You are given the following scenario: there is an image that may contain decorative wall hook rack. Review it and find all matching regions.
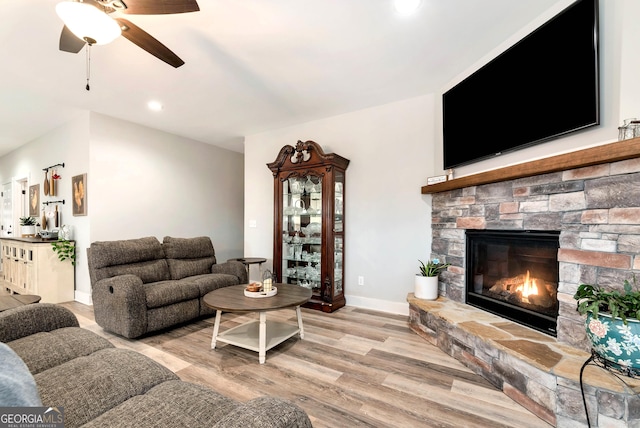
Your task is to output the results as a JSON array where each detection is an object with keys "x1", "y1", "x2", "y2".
[
  {"x1": 43, "y1": 200, "x2": 65, "y2": 205},
  {"x1": 43, "y1": 163, "x2": 65, "y2": 171}
]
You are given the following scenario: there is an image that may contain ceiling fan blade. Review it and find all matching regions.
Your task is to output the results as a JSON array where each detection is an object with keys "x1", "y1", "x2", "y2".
[
  {"x1": 59, "y1": 25, "x2": 86, "y2": 53},
  {"x1": 121, "y1": 0, "x2": 199, "y2": 15},
  {"x1": 116, "y1": 18, "x2": 185, "y2": 68}
]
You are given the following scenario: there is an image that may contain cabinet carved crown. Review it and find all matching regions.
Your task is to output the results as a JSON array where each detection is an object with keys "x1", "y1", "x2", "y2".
[{"x1": 267, "y1": 140, "x2": 349, "y2": 177}]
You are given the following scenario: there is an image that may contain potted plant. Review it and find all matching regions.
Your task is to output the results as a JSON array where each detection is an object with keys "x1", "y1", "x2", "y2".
[
  {"x1": 415, "y1": 258, "x2": 450, "y2": 300},
  {"x1": 19, "y1": 216, "x2": 37, "y2": 237},
  {"x1": 574, "y1": 276, "x2": 640, "y2": 373},
  {"x1": 51, "y1": 239, "x2": 76, "y2": 266}
]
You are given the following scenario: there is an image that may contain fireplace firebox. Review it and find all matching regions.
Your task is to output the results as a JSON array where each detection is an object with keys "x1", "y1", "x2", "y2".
[{"x1": 465, "y1": 230, "x2": 559, "y2": 336}]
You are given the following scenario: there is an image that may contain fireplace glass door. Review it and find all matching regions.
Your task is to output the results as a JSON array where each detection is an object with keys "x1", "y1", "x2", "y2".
[{"x1": 466, "y1": 230, "x2": 560, "y2": 336}]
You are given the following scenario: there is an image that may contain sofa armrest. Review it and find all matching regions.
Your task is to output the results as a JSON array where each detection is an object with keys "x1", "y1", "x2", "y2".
[
  {"x1": 211, "y1": 261, "x2": 248, "y2": 284},
  {"x1": 92, "y1": 274, "x2": 148, "y2": 339},
  {"x1": 213, "y1": 396, "x2": 312, "y2": 428},
  {"x1": 0, "y1": 303, "x2": 79, "y2": 343}
]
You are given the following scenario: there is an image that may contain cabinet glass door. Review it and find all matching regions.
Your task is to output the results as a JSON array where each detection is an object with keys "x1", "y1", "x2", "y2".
[
  {"x1": 282, "y1": 174, "x2": 322, "y2": 296},
  {"x1": 333, "y1": 171, "x2": 345, "y2": 296}
]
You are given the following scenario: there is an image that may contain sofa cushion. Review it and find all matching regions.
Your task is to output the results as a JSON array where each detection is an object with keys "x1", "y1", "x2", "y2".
[
  {"x1": 99, "y1": 260, "x2": 171, "y2": 284},
  {"x1": 89, "y1": 237, "x2": 170, "y2": 284},
  {"x1": 82, "y1": 380, "x2": 239, "y2": 428},
  {"x1": 35, "y1": 348, "x2": 178, "y2": 428},
  {"x1": 163, "y1": 236, "x2": 217, "y2": 280},
  {"x1": 144, "y1": 280, "x2": 200, "y2": 309},
  {"x1": 146, "y1": 300, "x2": 200, "y2": 333},
  {"x1": 180, "y1": 273, "x2": 240, "y2": 297},
  {"x1": 213, "y1": 396, "x2": 314, "y2": 428},
  {"x1": 8, "y1": 327, "x2": 113, "y2": 375}
]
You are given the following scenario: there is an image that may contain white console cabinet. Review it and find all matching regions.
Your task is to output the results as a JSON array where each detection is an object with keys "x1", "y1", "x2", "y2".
[{"x1": 1, "y1": 238, "x2": 74, "y2": 303}]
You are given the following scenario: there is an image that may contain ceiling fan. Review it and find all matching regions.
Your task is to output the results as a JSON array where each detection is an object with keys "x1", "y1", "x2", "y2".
[{"x1": 56, "y1": 0, "x2": 200, "y2": 68}]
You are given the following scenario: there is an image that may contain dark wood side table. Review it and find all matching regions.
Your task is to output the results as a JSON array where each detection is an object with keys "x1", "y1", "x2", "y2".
[
  {"x1": 227, "y1": 257, "x2": 267, "y2": 280},
  {"x1": 0, "y1": 294, "x2": 41, "y2": 312}
]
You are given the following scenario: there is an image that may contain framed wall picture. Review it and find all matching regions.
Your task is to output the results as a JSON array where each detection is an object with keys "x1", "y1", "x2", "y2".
[
  {"x1": 28, "y1": 184, "x2": 39, "y2": 217},
  {"x1": 72, "y1": 173, "x2": 87, "y2": 216}
]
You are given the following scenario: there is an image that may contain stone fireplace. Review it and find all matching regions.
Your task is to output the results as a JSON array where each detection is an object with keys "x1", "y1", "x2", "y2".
[
  {"x1": 428, "y1": 157, "x2": 640, "y2": 350},
  {"x1": 409, "y1": 139, "x2": 640, "y2": 426}
]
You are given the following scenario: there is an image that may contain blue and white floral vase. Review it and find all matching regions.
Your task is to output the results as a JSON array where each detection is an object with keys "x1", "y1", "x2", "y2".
[{"x1": 585, "y1": 311, "x2": 640, "y2": 371}]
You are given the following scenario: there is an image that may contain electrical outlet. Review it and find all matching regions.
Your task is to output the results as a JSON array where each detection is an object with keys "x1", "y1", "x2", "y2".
[{"x1": 358, "y1": 276, "x2": 364, "y2": 285}]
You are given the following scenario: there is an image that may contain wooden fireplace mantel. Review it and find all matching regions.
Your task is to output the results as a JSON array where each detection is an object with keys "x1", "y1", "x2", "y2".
[{"x1": 422, "y1": 137, "x2": 640, "y2": 194}]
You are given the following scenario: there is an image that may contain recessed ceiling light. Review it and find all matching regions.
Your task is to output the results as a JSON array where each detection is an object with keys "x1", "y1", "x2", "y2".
[
  {"x1": 147, "y1": 100, "x2": 163, "y2": 111},
  {"x1": 393, "y1": 0, "x2": 422, "y2": 15}
]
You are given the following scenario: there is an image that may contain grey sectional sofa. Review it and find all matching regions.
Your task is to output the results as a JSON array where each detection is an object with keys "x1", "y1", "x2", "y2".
[
  {"x1": 87, "y1": 236, "x2": 248, "y2": 338},
  {"x1": 0, "y1": 303, "x2": 312, "y2": 428}
]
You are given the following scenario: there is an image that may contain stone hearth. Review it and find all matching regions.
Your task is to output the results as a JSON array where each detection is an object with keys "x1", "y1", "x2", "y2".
[
  {"x1": 409, "y1": 295, "x2": 640, "y2": 426},
  {"x1": 413, "y1": 153, "x2": 640, "y2": 426}
]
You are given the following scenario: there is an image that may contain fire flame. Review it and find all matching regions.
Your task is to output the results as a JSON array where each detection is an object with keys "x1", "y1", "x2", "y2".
[{"x1": 516, "y1": 270, "x2": 538, "y2": 302}]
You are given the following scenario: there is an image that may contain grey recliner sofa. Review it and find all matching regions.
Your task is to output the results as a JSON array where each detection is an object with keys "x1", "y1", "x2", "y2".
[
  {"x1": 0, "y1": 303, "x2": 312, "y2": 428},
  {"x1": 87, "y1": 236, "x2": 248, "y2": 338}
]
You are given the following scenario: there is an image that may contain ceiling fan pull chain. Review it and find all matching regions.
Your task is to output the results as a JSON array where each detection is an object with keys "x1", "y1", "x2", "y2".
[{"x1": 85, "y1": 44, "x2": 91, "y2": 91}]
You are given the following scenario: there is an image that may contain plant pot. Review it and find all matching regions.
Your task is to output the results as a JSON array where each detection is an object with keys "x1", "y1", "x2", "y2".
[
  {"x1": 21, "y1": 225, "x2": 36, "y2": 237},
  {"x1": 585, "y1": 311, "x2": 640, "y2": 372},
  {"x1": 415, "y1": 275, "x2": 439, "y2": 300}
]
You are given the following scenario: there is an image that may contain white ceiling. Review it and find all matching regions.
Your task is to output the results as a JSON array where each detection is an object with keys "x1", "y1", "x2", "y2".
[{"x1": 0, "y1": 0, "x2": 562, "y2": 156}]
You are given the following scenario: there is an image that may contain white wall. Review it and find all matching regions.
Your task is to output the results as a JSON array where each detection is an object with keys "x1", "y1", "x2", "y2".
[
  {"x1": 245, "y1": 94, "x2": 435, "y2": 314},
  {"x1": 0, "y1": 113, "x2": 91, "y2": 301},
  {"x1": 88, "y1": 113, "x2": 244, "y2": 256},
  {"x1": 433, "y1": 0, "x2": 639, "y2": 178},
  {"x1": 0, "y1": 112, "x2": 245, "y2": 304},
  {"x1": 244, "y1": 0, "x2": 640, "y2": 316}
]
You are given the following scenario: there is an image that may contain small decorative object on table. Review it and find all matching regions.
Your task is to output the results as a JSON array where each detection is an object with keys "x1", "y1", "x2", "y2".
[
  {"x1": 244, "y1": 281, "x2": 278, "y2": 298},
  {"x1": 415, "y1": 258, "x2": 450, "y2": 300},
  {"x1": 262, "y1": 270, "x2": 273, "y2": 293},
  {"x1": 246, "y1": 282, "x2": 262, "y2": 292}
]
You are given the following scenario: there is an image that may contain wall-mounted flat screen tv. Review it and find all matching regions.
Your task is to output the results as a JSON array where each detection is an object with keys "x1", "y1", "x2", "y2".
[{"x1": 442, "y1": 0, "x2": 599, "y2": 169}]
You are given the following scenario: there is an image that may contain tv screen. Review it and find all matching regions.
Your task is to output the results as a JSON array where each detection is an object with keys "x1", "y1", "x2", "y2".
[{"x1": 442, "y1": 0, "x2": 599, "y2": 169}]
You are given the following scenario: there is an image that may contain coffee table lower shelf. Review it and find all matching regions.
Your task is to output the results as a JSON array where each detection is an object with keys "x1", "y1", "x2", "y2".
[{"x1": 211, "y1": 308, "x2": 304, "y2": 364}]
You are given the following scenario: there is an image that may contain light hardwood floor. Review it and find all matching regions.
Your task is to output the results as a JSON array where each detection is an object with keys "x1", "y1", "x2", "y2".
[{"x1": 61, "y1": 302, "x2": 551, "y2": 427}]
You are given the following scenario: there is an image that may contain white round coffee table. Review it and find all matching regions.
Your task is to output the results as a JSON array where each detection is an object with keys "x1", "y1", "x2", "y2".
[{"x1": 203, "y1": 283, "x2": 311, "y2": 364}]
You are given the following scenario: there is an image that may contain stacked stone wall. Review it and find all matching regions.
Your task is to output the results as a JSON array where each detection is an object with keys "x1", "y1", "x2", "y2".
[{"x1": 430, "y1": 158, "x2": 640, "y2": 350}]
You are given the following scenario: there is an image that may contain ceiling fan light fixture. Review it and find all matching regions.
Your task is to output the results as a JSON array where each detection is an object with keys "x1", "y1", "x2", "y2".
[{"x1": 56, "y1": 1, "x2": 122, "y2": 45}]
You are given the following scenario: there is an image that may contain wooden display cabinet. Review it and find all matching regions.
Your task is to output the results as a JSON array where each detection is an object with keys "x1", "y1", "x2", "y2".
[{"x1": 267, "y1": 140, "x2": 349, "y2": 312}]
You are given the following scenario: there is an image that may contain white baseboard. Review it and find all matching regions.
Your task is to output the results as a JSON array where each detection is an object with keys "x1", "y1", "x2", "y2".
[
  {"x1": 72, "y1": 291, "x2": 406, "y2": 314},
  {"x1": 344, "y1": 294, "x2": 409, "y2": 316},
  {"x1": 74, "y1": 290, "x2": 92, "y2": 305}
]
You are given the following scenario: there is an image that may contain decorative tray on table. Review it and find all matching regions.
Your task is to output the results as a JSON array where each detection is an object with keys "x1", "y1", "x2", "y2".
[{"x1": 244, "y1": 287, "x2": 277, "y2": 298}]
